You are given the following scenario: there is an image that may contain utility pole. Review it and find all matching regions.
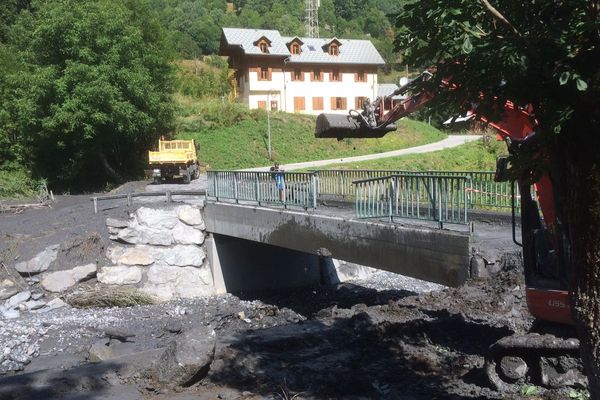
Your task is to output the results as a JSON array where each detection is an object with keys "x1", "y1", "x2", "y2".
[{"x1": 305, "y1": 0, "x2": 319, "y2": 38}]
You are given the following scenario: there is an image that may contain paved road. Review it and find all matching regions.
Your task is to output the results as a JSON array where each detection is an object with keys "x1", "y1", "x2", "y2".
[{"x1": 241, "y1": 134, "x2": 481, "y2": 172}]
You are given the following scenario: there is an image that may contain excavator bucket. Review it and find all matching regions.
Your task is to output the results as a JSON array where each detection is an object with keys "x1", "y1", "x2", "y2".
[{"x1": 315, "y1": 113, "x2": 396, "y2": 139}]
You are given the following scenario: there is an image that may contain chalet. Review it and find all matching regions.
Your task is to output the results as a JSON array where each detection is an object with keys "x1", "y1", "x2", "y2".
[{"x1": 219, "y1": 28, "x2": 385, "y2": 115}]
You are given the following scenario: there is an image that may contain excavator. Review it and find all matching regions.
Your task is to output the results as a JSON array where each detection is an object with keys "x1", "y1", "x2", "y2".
[{"x1": 315, "y1": 71, "x2": 586, "y2": 391}]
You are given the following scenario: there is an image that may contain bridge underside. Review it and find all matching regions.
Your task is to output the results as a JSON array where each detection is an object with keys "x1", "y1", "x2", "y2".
[{"x1": 204, "y1": 202, "x2": 471, "y2": 287}]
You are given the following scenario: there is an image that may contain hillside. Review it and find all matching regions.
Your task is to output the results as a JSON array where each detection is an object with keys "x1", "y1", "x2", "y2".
[{"x1": 175, "y1": 97, "x2": 447, "y2": 170}]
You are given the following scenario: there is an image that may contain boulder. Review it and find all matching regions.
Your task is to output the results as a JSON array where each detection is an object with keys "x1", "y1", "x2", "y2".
[
  {"x1": 143, "y1": 265, "x2": 214, "y2": 301},
  {"x1": 0, "y1": 279, "x2": 18, "y2": 301},
  {"x1": 177, "y1": 205, "x2": 205, "y2": 228},
  {"x1": 1, "y1": 309, "x2": 20, "y2": 319},
  {"x1": 106, "y1": 218, "x2": 129, "y2": 229},
  {"x1": 116, "y1": 247, "x2": 154, "y2": 266},
  {"x1": 153, "y1": 245, "x2": 206, "y2": 267},
  {"x1": 24, "y1": 300, "x2": 46, "y2": 310},
  {"x1": 4, "y1": 291, "x2": 31, "y2": 310},
  {"x1": 41, "y1": 264, "x2": 97, "y2": 293},
  {"x1": 117, "y1": 226, "x2": 174, "y2": 246},
  {"x1": 97, "y1": 266, "x2": 142, "y2": 285},
  {"x1": 172, "y1": 222, "x2": 204, "y2": 245},
  {"x1": 35, "y1": 297, "x2": 67, "y2": 313},
  {"x1": 155, "y1": 326, "x2": 216, "y2": 386},
  {"x1": 14, "y1": 245, "x2": 59, "y2": 275},
  {"x1": 135, "y1": 207, "x2": 178, "y2": 230}
]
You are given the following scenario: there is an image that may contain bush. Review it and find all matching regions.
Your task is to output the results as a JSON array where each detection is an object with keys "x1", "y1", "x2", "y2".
[{"x1": 0, "y1": 168, "x2": 45, "y2": 200}]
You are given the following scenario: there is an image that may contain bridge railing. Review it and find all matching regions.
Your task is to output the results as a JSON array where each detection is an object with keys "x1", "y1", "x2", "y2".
[
  {"x1": 353, "y1": 173, "x2": 471, "y2": 225},
  {"x1": 313, "y1": 169, "x2": 518, "y2": 210},
  {"x1": 207, "y1": 170, "x2": 318, "y2": 209}
]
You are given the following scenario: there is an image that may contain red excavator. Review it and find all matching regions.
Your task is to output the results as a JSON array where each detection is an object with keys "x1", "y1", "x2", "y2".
[{"x1": 315, "y1": 71, "x2": 585, "y2": 391}]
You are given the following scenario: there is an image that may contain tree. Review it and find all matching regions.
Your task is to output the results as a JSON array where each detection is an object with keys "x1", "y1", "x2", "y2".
[
  {"x1": 1, "y1": 0, "x2": 175, "y2": 191},
  {"x1": 393, "y1": 0, "x2": 600, "y2": 395}
]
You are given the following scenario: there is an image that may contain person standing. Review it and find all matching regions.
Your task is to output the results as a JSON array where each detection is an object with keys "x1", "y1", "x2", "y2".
[{"x1": 270, "y1": 162, "x2": 285, "y2": 202}]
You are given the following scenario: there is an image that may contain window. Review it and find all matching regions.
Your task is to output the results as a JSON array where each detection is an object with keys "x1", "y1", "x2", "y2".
[
  {"x1": 259, "y1": 67, "x2": 270, "y2": 81},
  {"x1": 270, "y1": 100, "x2": 278, "y2": 111},
  {"x1": 330, "y1": 69, "x2": 341, "y2": 82},
  {"x1": 355, "y1": 70, "x2": 367, "y2": 82},
  {"x1": 312, "y1": 67, "x2": 322, "y2": 81},
  {"x1": 291, "y1": 43, "x2": 301, "y2": 55},
  {"x1": 259, "y1": 41, "x2": 269, "y2": 53},
  {"x1": 328, "y1": 44, "x2": 339, "y2": 56},
  {"x1": 293, "y1": 97, "x2": 305, "y2": 112},
  {"x1": 257, "y1": 101, "x2": 267, "y2": 109},
  {"x1": 355, "y1": 97, "x2": 368, "y2": 109},
  {"x1": 331, "y1": 97, "x2": 347, "y2": 110},
  {"x1": 312, "y1": 97, "x2": 324, "y2": 111},
  {"x1": 292, "y1": 68, "x2": 304, "y2": 81}
]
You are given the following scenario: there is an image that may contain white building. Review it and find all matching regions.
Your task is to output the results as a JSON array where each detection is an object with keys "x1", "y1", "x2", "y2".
[{"x1": 219, "y1": 28, "x2": 385, "y2": 115}]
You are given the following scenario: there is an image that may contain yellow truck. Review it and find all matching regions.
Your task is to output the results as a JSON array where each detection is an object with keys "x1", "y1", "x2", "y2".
[{"x1": 148, "y1": 139, "x2": 199, "y2": 184}]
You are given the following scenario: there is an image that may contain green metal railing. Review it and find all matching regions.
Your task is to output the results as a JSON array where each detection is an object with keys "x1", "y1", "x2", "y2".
[
  {"x1": 313, "y1": 169, "x2": 518, "y2": 210},
  {"x1": 207, "y1": 170, "x2": 318, "y2": 209},
  {"x1": 353, "y1": 173, "x2": 471, "y2": 225}
]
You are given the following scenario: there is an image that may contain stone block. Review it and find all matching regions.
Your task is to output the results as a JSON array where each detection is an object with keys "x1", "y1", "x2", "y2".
[
  {"x1": 41, "y1": 263, "x2": 97, "y2": 293},
  {"x1": 97, "y1": 266, "x2": 142, "y2": 285},
  {"x1": 14, "y1": 245, "x2": 59, "y2": 275}
]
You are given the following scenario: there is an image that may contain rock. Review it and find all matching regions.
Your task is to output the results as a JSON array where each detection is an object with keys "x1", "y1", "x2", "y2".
[
  {"x1": 172, "y1": 223, "x2": 204, "y2": 245},
  {"x1": 177, "y1": 205, "x2": 205, "y2": 228},
  {"x1": 97, "y1": 266, "x2": 142, "y2": 285},
  {"x1": 0, "y1": 279, "x2": 18, "y2": 301},
  {"x1": 41, "y1": 264, "x2": 97, "y2": 293},
  {"x1": 106, "y1": 218, "x2": 129, "y2": 229},
  {"x1": 135, "y1": 207, "x2": 178, "y2": 230},
  {"x1": 88, "y1": 339, "x2": 136, "y2": 362},
  {"x1": 4, "y1": 290, "x2": 31, "y2": 309},
  {"x1": 143, "y1": 265, "x2": 214, "y2": 302},
  {"x1": 154, "y1": 245, "x2": 206, "y2": 267},
  {"x1": 1, "y1": 308, "x2": 20, "y2": 319},
  {"x1": 35, "y1": 297, "x2": 67, "y2": 313},
  {"x1": 14, "y1": 245, "x2": 59, "y2": 275},
  {"x1": 117, "y1": 226, "x2": 174, "y2": 246},
  {"x1": 31, "y1": 293, "x2": 44, "y2": 300},
  {"x1": 116, "y1": 247, "x2": 154, "y2": 266},
  {"x1": 155, "y1": 326, "x2": 216, "y2": 386},
  {"x1": 24, "y1": 300, "x2": 46, "y2": 310}
]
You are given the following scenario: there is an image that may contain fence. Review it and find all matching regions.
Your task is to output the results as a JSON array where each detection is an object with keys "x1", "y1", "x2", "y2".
[
  {"x1": 207, "y1": 170, "x2": 318, "y2": 209},
  {"x1": 90, "y1": 190, "x2": 206, "y2": 214},
  {"x1": 314, "y1": 169, "x2": 518, "y2": 210},
  {"x1": 353, "y1": 173, "x2": 471, "y2": 225}
]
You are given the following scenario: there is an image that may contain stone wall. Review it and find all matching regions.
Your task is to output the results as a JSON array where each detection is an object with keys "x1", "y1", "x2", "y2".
[{"x1": 103, "y1": 205, "x2": 215, "y2": 301}]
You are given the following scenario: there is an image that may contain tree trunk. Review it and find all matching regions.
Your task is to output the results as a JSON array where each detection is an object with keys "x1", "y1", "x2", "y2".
[
  {"x1": 558, "y1": 126, "x2": 600, "y2": 398},
  {"x1": 99, "y1": 152, "x2": 122, "y2": 182}
]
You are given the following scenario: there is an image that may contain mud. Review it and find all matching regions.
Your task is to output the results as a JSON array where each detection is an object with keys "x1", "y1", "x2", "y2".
[{"x1": 0, "y1": 192, "x2": 577, "y2": 399}]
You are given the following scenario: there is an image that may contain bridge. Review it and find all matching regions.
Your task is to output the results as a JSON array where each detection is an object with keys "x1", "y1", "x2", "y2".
[
  {"x1": 201, "y1": 169, "x2": 520, "y2": 290},
  {"x1": 91, "y1": 169, "x2": 520, "y2": 292}
]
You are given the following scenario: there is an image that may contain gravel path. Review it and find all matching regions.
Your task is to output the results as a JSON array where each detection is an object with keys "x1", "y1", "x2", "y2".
[{"x1": 242, "y1": 134, "x2": 481, "y2": 172}]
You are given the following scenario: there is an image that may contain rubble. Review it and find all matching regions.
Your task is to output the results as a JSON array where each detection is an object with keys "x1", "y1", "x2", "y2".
[{"x1": 14, "y1": 245, "x2": 59, "y2": 275}]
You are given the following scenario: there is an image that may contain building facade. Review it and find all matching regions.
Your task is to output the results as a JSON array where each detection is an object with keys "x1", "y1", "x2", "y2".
[{"x1": 219, "y1": 28, "x2": 385, "y2": 115}]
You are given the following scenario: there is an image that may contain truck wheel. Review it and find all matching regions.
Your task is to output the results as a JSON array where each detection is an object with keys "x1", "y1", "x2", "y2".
[
  {"x1": 193, "y1": 168, "x2": 200, "y2": 180},
  {"x1": 183, "y1": 170, "x2": 191, "y2": 184},
  {"x1": 153, "y1": 176, "x2": 160, "y2": 185}
]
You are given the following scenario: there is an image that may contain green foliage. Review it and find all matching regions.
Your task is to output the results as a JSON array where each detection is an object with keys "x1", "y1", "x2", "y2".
[
  {"x1": 0, "y1": 168, "x2": 44, "y2": 199},
  {"x1": 176, "y1": 97, "x2": 446, "y2": 170},
  {"x1": 393, "y1": 0, "x2": 598, "y2": 142},
  {"x1": 319, "y1": 137, "x2": 504, "y2": 171},
  {"x1": 176, "y1": 57, "x2": 230, "y2": 98},
  {"x1": 569, "y1": 388, "x2": 591, "y2": 400},
  {"x1": 519, "y1": 385, "x2": 539, "y2": 396},
  {"x1": 0, "y1": 0, "x2": 176, "y2": 192}
]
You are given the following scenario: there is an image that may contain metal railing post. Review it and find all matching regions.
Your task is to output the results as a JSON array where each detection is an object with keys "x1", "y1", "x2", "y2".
[
  {"x1": 311, "y1": 173, "x2": 317, "y2": 209},
  {"x1": 233, "y1": 172, "x2": 238, "y2": 204},
  {"x1": 255, "y1": 174, "x2": 260, "y2": 206}
]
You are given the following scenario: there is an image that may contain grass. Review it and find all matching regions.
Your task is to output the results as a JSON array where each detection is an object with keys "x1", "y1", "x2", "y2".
[
  {"x1": 175, "y1": 96, "x2": 447, "y2": 170},
  {"x1": 0, "y1": 169, "x2": 46, "y2": 200},
  {"x1": 316, "y1": 135, "x2": 505, "y2": 172},
  {"x1": 68, "y1": 287, "x2": 156, "y2": 308}
]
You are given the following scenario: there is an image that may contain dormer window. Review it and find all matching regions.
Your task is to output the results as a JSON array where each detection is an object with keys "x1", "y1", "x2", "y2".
[
  {"x1": 253, "y1": 36, "x2": 272, "y2": 54},
  {"x1": 287, "y1": 37, "x2": 304, "y2": 56},
  {"x1": 322, "y1": 38, "x2": 342, "y2": 57},
  {"x1": 259, "y1": 41, "x2": 269, "y2": 53}
]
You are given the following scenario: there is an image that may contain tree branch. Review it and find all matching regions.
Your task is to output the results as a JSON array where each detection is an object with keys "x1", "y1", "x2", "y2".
[{"x1": 480, "y1": 0, "x2": 522, "y2": 37}]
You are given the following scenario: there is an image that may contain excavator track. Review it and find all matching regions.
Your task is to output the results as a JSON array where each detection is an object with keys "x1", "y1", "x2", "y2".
[{"x1": 485, "y1": 333, "x2": 586, "y2": 391}]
